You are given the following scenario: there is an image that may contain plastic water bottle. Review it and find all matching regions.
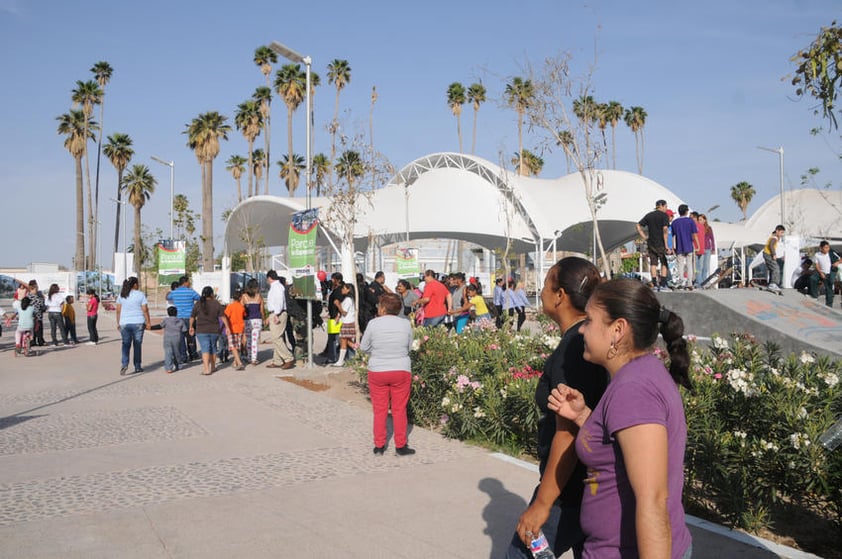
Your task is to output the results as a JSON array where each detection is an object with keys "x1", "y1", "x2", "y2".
[
  {"x1": 527, "y1": 531, "x2": 556, "y2": 559},
  {"x1": 819, "y1": 417, "x2": 842, "y2": 451}
]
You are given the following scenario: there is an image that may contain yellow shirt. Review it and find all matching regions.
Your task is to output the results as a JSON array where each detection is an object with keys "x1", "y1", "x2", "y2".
[
  {"x1": 469, "y1": 295, "x2": 490, "y2": 316},
  {"x1": 62, "y1": 302, "x2": 75, "y2": 322}
]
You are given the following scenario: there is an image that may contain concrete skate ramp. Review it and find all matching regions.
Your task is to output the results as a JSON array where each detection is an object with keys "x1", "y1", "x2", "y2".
[{"x1": 656, "y1": 289, "x2": 842, "y2": 358}]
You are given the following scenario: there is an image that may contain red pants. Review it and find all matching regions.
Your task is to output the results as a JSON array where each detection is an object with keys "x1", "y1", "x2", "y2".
[{"x1": 368, "y1": 370, "x2": 411, "y2": 448}]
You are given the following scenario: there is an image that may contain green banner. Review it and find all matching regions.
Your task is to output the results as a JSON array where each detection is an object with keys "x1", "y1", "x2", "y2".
[
  {"x1": 395, "y1": 247, "x2": 419, "y2": 277},
  {"x1": 288, "y1": 208, "x2": 319, "y2": 298},
  {"x1": 157, "y1": 242, "x2": 186, "y2": 286}
]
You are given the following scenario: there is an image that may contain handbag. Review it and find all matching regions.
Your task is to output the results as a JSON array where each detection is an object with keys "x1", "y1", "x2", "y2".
[{"x1": 327, "y1": 318, "x2": 342, "y2": 334}]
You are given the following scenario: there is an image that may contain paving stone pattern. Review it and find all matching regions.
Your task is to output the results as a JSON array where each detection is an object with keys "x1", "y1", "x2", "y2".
[
  {"x1": 0, "y1": 406, "x2": 207, "y2": 456},
  {"x1": 0, "y1": 373, "x2": 482, "y2": 527}
]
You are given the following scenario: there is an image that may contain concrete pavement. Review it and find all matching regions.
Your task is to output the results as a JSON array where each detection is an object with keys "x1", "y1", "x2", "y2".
[{"x1": 0, "y1": 303, "x2": 822, "y2": 558}]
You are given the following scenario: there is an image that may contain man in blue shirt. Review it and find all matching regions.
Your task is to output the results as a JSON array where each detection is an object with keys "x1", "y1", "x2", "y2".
[
  {"x1": 493, "y1": 278, "x2": 505, "y2": 328},
  {"x1": 670, "y1": 204, "x2": 699, "y2": 290},
  {"x1": 166, "y1": 275, "x2": 200, "y2": 361}
]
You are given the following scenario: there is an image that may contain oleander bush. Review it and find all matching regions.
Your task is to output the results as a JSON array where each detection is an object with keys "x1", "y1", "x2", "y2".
[{"x1": 352, "y1": 323, "x2": 842, "y2": 535}]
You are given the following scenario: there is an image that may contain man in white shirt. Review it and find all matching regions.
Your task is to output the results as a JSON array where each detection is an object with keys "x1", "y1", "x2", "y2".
[
  {"x1": 810, "y1": 241, "x2": 840, "y2": 307},
  {"x1": 264, "y1": 270, "x2": 294, "y2": 369}
]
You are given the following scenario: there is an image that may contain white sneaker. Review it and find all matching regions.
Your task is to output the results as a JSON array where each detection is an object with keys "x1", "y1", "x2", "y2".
[
  {"x1": 768, "y1": 283, "x2": 780, "y2": 290},
  {"x1": 331, "y1": 361, "x2": 344, "y2": 367},
  {"x1": 86, "y1": 341, "x2": 96, "y2": 346}
]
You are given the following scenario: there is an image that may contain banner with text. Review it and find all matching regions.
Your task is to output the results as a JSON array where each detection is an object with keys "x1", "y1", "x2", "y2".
[
  {"x1": 288, "y1": 208, "x2": 319, "y2": 298},
  {"x1": 395, "y1": 247, "x2": 419, "y2": 277},
  {"x1": 157, "y1": 242, "x2": 186, "y2": 286}
]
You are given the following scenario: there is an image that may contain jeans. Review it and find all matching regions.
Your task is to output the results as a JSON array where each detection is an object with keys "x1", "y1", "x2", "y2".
[
  {"x1": 48, "y1": 312, "x2": 68, "y2": 345},
  {"x1": 163, "y1": 336, "x2": 181, "y2": 371},
  {"x1": 63, "y1": 317, "x2": 77, "y2": 343},
  {"x1": 120, "y1": 323, "x2": 145, "y2": 370},
  {"x1": 196, "y1": 333, "x2": 219, "y2": 355},
  {"x1": 179, "y1": 318, "x2": 196, "y2": 360},
  {"x1": 423, "y1": 314, "x2": 446, "y2": 327},
  {"x1": 810, "y1": 271, "x2": 836, "y2": 306},
  {"x1": 695, "y1": 250, "x2": 710, "y2": 286},
  {"x1": 505, "y1": 490, "x2": 584, "y2": 559},
  {"x1": 763, "y1": 252, "x2": 782, "y2": 287},
  {"x1": 86, "y1": 315, "x2": 99, "y2": 343}
]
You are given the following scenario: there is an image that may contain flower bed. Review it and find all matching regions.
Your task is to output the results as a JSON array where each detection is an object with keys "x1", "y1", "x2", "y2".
[{"x1": 351, "y1": 322, "x2": 842, "y2": 544}]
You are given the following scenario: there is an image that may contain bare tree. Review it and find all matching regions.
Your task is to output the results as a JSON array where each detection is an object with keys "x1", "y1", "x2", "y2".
[{"x1": 524, "y1": 52, "x2": 612, "y2": 277}]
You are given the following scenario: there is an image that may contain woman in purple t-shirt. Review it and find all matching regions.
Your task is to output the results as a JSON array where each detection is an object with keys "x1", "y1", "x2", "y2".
[{"x1": 548, "y1": 278, "x2": 693, "y2": 559}]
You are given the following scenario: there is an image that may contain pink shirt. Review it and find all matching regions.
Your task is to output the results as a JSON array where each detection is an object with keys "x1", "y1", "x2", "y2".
[{"x1": 87, "y1": 297, "x2": 99, "y2": 318}]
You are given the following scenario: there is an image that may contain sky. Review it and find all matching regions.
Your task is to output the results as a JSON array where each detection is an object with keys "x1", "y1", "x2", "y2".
[{"x1": 1, "y1": 0, "x2": 839, "y2": 269}]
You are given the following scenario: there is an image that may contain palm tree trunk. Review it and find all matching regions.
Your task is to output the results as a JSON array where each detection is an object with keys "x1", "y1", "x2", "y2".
[
  {"x1": 471, "y1": 109, "x2": 478, "y2": 155},
  {"x1": 201, "y1": 161, "x2": 214, "y2": 272},
  {"x1": 83, "y1": 123, "x2": 95, "y2": 270},
  {"x1": 113, "y1": 169, "x2": 123, "y2": 267},
  {"x1": 93, "y1": 99, "x2": 106, "y2": 273},
  {"x1": 75, "y1": 156, "x2": 85, "y2": 271},
  {"x1": 611, "y1": 124, "x2": 617, "y2": 170},
  {"x1": 635, "y1": 133, "x2": 642, "y2": 174},
  {"x1": 134, "y1": 205, "x2": 142, "y2": 276},
  {"x1": 517, "y1": 110, "x2": 524, "y2": 176},
  {"x1": 640, "y1": 132, "x2": 645, "y2": 175},
  {"x1": 264, "y1": 112, "x2": 271, "y2": 195},
  {"x1": 236, "y1": 176, "x2": 242, "y2": 203},
  {"x1": 457, "y1": 113, "x2": 463, "y2": 153},
  {"x1": 247, "y1": 139, "x2": 254, "y2": 199},
  {"x1": 287, "y1": 107, "x2": 295, "y2": 197},
  {"x1": 331, "y1": 90, "x2": 340, "y2": 189}
]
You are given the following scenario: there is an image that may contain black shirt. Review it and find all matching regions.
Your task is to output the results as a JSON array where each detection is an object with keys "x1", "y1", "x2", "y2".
[
  {"x1": 638, "y1": 209, "x2": 670, "y2": 250},
  {"x1": 534, "y1": 320, "x2": 609, "y2": 505}
]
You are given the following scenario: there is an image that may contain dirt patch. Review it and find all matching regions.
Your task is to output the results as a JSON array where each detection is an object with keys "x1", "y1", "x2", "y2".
[{"x1": 278, "y1": 377, "x2": 330, "y2": 392}]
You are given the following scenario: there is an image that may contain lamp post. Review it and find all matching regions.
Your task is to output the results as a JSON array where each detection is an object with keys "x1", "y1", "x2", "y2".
[
  {"x1": 110, "y1": 198, "x2": 128, "y2": 283},
  {"x1": 150, "y1": 156, "x2": 175, "y2": 239},
  {"x1": 269, "y1": 40, "x2": 314, "y2": 369},
  {"x1": 757, "y1": 146, "x2": 785, "y2": 225}
]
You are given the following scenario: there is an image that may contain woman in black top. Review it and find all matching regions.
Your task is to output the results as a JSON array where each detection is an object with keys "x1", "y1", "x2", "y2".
[{"x1": 506, "y1": 257, "x2": 609, "y2": 559}]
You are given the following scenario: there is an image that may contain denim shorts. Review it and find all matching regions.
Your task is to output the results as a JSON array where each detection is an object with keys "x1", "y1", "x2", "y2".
[{"x1": 196, "y1": 333, "x2": 219, "y2": 355}]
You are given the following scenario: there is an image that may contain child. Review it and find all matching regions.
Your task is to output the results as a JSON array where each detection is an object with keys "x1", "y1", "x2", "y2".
[
  {"x1": 15, "y1": 297, "x2": 35, "y2": 357},
  {"x1": 85, "y1": 289, "x2": 99, "y2": 345},
  {"x1": 224, "y1": 290, "x2": 247, "y2": 371},
  {"x1": 216, "y1": 317, "x2": 230, "y2": 364},
  {"x1": 62, "y1": 295, "x2": 79, "y2": 345},
  {"x1": 153, "y1": 306, "x2": 187, "y2": 374}
]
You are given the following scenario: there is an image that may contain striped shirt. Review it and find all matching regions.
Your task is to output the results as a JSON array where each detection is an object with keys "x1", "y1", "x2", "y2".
[{"x1": 167, "y1": 287, "x2": 200, "y2": 319}]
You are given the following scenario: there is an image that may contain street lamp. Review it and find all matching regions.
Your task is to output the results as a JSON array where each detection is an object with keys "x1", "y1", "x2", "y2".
[
  {"x1": 270, "y1": 41, "x2": 312, "y2": 210},
  {"x1": 150, "y1": 156, "x2": 175, "y2": 239},
  {"x1": 269, "y1": 40, "x2": 314, "y2": 369},
  {"x1": 110, "y1": 197, "x2": 128, "y2": 282},
  {"x1": 757, "y1": 146, "x2": 785, "y2": 225}
]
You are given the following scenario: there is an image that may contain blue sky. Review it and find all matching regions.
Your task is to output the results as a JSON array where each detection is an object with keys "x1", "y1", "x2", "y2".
[{"x1": 1, "y1": 0, "x2": 839, "y2": 268}]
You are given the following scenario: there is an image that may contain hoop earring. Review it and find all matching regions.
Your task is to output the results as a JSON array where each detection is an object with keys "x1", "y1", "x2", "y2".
[{"x1": 607, "y1": 340, "x2": 618, "y2": 360}]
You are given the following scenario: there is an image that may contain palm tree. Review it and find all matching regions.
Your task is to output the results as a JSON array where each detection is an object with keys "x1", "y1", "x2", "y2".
[
  {"x1": 624, "y1": 106, "x2": 648, "y2": 174},
  {"x1": 57, "y1": 109, "x2": 96, "y2": 270},
  {"x1": 327, "y1": 59, "x2": 351, "y2": 182},
  {"x1": 121, "y1": 164, "x2": 156, "y2": 275},
  {"x1": 184, "y1": 111, "x2": 231, "y2": 271},
  {"x1": 90, "y1": 61, "x2": 113, "y2": 265},
  {"x1": 504, "y1": 77, "x2": 534, "y2": 176},
  {"x1": 467, "y1": 82, "x2": 486, "y2": 155},
  {"x1": 252, "y1": 149, "x2": 266, "y2": 190},
  {"x1": 511, "y1": 149, "x2": 544, "y2": 177},
  {"x1": 730, "y1": 181, "x2": 756, "y2": 220},
  {"x1": 573, "y1": 95, "x2": 599, "y2": 125},
  {"x1": 71, "y1": 79, "x2": 103, "y2": 268},
  {"x1": 234, "y1": 99, "x2": 263, "y2": 198},
  {"x1": 278, "y1": 153, "x2": 305, "y2": 196},
  {"x1": 226, "y1": 155, "x2": 247, "y2": 202},
  {"x1": 274, "y1": 64, "x2": 306, "y2": 195},
  {"x1": 556, "y1": 130, "x2": 574, "y2": 173},
  {"x1": 312, "y1": 153, "x2": 330, "y2": 196},
  {"x1": 604, "y1": 101, "x2": 624, "y2": 169},
  {"x1": 335, "y1": 150, "x2": 364, "y2": 189},
  {"x1": 252, "y1": 86, "x2": 272, "y2": 194},
  {"x1": 596, "y1": 102, "x2": 609, "y2": 159},
  {"x1": 254, "y1": 46, "x2": 278, "y2": 194},
  {"x1": 103, "y1": 133, "x2": 134, "y2": 262},
  {"x1": 447, "y1": 82, "x2": 466, "y2": 153}
]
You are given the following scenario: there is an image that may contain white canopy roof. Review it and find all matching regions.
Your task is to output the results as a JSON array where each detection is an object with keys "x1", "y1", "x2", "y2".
[{"x1": 223, "y1": 152, "x2": 803, "y2": 258}]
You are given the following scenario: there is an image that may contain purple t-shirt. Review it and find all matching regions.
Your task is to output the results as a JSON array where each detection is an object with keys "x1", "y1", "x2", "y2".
[
  {"x1": 575, "y1": 354, "x2": 691, "y2": 559},
  {"x1": 670, "y1": 216, "x2": 696, "y2": 255}
]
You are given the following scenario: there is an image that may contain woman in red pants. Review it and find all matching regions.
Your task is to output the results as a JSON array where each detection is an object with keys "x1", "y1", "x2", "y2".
[{"x1": 359, "y1": 292, "x2": 415, "y2": 456}]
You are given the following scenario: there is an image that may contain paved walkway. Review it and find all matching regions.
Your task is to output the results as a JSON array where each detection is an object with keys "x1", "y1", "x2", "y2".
[{"x1": 0, "y1": 305, "x2": 821, "y2": 558}]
